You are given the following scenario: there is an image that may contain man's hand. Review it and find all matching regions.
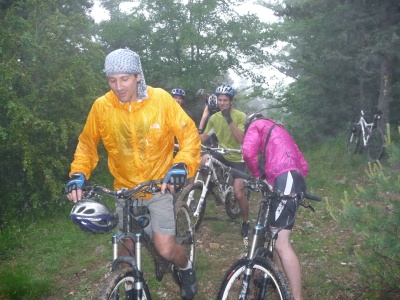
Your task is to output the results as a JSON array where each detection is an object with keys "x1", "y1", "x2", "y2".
[
  {"x1": 65, "y1": 173, "x2": 86, "y2": 203},
  {"x1": 221, "y1": 109, "x2": 233, "y2": 125},
  {"x1": 161, "y1": 163, "x2": 188, "y2": 193}
]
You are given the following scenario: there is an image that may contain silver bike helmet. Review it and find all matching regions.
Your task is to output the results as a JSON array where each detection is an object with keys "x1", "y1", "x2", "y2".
[
  {"x1": 244, "y1": 112, "x2": 265, "y2": 134},
  {"x1": 196, "y1": 88, "x2": 205, "y2": 98},
  {"x1": 70, "y1": 200, "x2": 118, "y2": 234},
  {"x1": 208, "y1": 94, "x2": 218, "y2": 112}
]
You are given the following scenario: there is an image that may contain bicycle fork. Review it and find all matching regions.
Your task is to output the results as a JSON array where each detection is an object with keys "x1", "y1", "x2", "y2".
[
  {"x1": 239, "y1": 259, "x2": 272, "y2": 300},
  {"x1": 239, "y1": 200, "x2": 277, "y2": 299},
  {"x1": 112, "y1": 233, "x2": 145, "y2": 300},
  {"x1": 188, "y1": 167, "x2": 216, "y2": 217},
  {"x1": 188, "y1": 182, "x2": 208, "y2": 218}
]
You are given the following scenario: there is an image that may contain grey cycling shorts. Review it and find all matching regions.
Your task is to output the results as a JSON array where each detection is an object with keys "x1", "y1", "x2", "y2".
[{"x1": 116, "y1": 192, "x2": 176, "y2": 238}]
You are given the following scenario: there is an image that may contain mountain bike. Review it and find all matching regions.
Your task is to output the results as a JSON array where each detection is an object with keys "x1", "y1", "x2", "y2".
[
  {"x1": 347, "y1": 109, "x2": 384, "y2": 162},
  {"x1": 177, "y1": 145, "x2": 249, "y2": 231},
  {"x1": 217, "y1": 169, "x2": 321, "y2": 300},
  {"x1": 71, "y1": 179, "x2": 195, "y2": 300}
]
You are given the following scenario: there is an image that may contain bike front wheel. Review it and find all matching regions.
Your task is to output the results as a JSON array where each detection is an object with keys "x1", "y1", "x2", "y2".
[
  {"x1": 217, "y1": 257, "x2": 292, "y2": 300},
  {"x1": 98, "y1": 268, "x2": 152, "y2": 300},
  {"x1": 224, "y1": 188, "x2": 241, "y2": 220},
  {"x1": 175, "y1": 201, "x2": 196, "y2": 263},
  {"x1": 367, "y1": 128, "x2": 384, "y2": 162},
  {"x1": 347, "y1": 124, "x2": 361, "y2": 155},
  {"x1": 171, "y1": 201, "x2": 196, "y2": 286},
  {"x1": 178, "y1": 181, "x2": 207, "y2": 231}
]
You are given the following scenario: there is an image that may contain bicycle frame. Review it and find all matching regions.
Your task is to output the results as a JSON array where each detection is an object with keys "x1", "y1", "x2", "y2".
[
  {"x1": 81, "y1": 181, "x2": 194, "y2": 289},
  {"x1": 353, "y1": 110, "x2": 381, "y2": 147},
  {"x1": 190, "y1": 154, "x2": 233, "y2": 218},
  {"x1": 113, "y1": 199, "x2": 177, "y2": 278},
  {"x1": 217, "y1": 169, "x2": 321, "y2": 300},
  {"x1": 357, "y1": 111, "x2": 375, "y2": 147}
]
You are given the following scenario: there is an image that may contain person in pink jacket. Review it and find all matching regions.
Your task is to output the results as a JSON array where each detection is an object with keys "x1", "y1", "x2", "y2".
[{"x1": 242, "y1": 112, "x2": 308, "y2": 300}]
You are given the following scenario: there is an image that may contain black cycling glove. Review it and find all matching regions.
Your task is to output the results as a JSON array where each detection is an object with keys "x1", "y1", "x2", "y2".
[
  {"x1": 163, "y1": 163, "x2": 188, "y2": 189},
  {"x1": 65, "y1": 173, "x2": 86, "y2": 194},
  {"x1": 221, "y1": 109, "x2": 233, "y2": 125}
]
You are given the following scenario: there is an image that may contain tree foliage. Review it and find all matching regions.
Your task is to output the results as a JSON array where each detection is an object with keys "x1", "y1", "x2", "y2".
[
  {"x1": 263, "y1": 0, "x2": 400, "y2": 139},
  {"x1": 96, "y1": 0, "x2": 273, "y2": 121},
  {"x1": 332, "y1": 129, "x2": 400, "y2": 297},
  {"x1": 0, "y1": 0, "x2": 105, "y2": 225}
]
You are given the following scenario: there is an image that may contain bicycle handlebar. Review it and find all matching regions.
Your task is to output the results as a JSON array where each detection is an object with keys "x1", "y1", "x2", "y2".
[
  {"x1": 229, "y1": 168, "x2": 322, "y2": 202},
  {"x1": 304, "y1": 193, "x2": 322, "y2": 201},
  {"x1": 201, "y1": 144, "x2": 242, "y2": 155},
  {"x1": 230, "y1": 167, "x2": 252, "y2": 180},
  {"x1": 82, "y1": 179, "x2": 164, "y2": 199}
]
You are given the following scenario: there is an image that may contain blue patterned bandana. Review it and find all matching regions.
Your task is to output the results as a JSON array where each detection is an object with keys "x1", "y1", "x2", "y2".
[{"x1": 104, "y1": 48, "x2": 148, "y2": 100}]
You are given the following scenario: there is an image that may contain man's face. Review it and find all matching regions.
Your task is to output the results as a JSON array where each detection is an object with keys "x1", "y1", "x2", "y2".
[
  {"x1": 217, "y1": 94, "x2": 232, "y2": 111},
  {"x1": 108, "y1": 74, "x2": 142, "y2": 103},
  {"x1": 173, "y1": 95, "x2": 184, "y2": 106}
]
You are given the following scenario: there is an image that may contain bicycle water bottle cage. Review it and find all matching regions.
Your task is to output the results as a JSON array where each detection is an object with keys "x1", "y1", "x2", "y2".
[{"x1": 130, "y1": 205, "x2": 150, "y2": 217}]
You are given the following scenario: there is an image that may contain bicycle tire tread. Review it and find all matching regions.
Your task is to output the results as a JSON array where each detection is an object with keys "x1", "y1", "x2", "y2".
[
  {"x1": 217, "y1": 257, "x2": 292, "y2": 300},
  {"x1": 97, "y1": 268, "x2": 152, "y2": 300}
]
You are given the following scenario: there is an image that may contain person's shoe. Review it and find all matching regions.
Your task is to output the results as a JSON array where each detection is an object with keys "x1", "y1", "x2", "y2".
[
  {"x1": 241, "y1": 221, "x2": 250, "y2": 237},
  {"x1": 180, "y1": 262, "x2": 198, "y2": 300}
]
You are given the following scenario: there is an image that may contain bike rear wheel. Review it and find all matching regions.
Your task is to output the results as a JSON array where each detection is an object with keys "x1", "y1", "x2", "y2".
[
  {"x1": 178, "y1": 181, "x2": 207, "y2": 231},
  {"x1": 217, "y1": 257, "x2": 291, "y2": 300},
  {"x1": 98, "y1": 268, "x2": 152, "y2": 300},
  {"x1": 367, "y1": 128, "x2": 384, "y2": 162},
  {"x1": 347, "y1": 124, "x2": 361, "y2": 155}
]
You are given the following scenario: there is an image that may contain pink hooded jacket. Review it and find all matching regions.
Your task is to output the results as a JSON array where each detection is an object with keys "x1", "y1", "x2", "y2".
[{"x1": 242, "y1": 119, "x2": 308, "y2": 186}]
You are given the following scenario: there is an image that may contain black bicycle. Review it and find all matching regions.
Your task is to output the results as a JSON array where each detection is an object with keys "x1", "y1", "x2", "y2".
[
  {"x1": 217, "y1": 170, "x2": 321, "y2": 300},
  {"x1": 70, "y1": 179, "x2": 195, "y2": 300}
]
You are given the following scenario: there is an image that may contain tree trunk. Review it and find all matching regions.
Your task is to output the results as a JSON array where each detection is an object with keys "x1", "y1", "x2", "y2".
[{"x1": 378, "y1": 56, "x2": 391, "y2": 134}]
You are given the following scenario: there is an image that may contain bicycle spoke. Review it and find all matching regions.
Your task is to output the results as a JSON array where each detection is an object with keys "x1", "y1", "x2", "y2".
[{"x1": 347, "y1": 125, "x2": 361, "y2": 155}]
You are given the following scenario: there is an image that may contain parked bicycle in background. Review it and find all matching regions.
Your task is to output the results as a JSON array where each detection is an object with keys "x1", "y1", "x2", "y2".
[
  {"x1": 69, "y1": 179, "x2": 195, "y2": 300},
  {"x1": 217, "y1": 170, "x2": 321, "y2": 300},
  {"x1": 347, "y1": 109, "x2": 384, "y2": 162}
]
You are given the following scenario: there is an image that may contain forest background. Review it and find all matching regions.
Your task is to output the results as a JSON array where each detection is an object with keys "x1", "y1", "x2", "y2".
[{"x1": 0, "y1": 0, "x2": 399, "y2": 298}]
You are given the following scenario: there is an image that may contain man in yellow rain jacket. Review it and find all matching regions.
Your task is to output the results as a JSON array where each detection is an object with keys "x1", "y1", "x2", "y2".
[{"x1": 65, "y1": 48, "x2": 200, "y2": 300}]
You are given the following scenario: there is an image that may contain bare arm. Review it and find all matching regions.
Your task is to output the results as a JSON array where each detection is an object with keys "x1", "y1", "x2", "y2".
[
  {"x1": 228, "y1": 122, "x2": 245, "y2": 144},
  {"x1": 200, "y1": 132, "x2": 210, "y2": 143},
  {"x1": 198, "y1": 105, "x2": 210, "y2": 132}
]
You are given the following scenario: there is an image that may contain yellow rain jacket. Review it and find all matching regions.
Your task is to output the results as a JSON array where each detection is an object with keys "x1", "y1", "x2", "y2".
[{"x1": 70, "y1": 86, "x2": 200, "y2": 192}]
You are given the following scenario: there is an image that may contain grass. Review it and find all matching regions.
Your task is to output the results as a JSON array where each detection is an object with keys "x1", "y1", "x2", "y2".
[{"x1": 0, "y1": 133, "x2": 397, "y2": 299}]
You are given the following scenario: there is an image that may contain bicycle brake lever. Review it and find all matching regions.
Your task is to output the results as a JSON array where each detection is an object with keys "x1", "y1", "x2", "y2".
[{"x1": 302, "y1": 201, "x2": 315, "y2": 212}]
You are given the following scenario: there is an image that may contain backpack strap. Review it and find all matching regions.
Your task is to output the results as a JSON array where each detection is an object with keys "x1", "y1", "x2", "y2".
[
  {"x1": 258, "y1": 122, "x2": 280, "y2": 177},
  {"x1": 262, "y1": 123, "x2": 278, "y2": 157}
]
